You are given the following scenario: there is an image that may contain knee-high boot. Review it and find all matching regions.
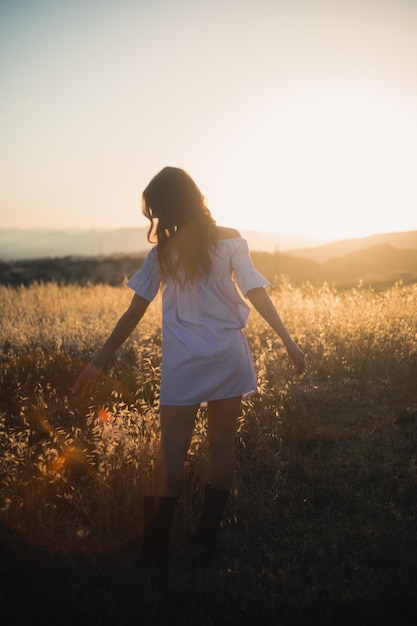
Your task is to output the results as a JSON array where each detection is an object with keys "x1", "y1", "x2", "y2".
[
  {"x1": 191, "y1": 484, "x2": 229, "y2": 550},
  {"x1": 140, "y1": 496, "x2": 177, "y2": 582}
]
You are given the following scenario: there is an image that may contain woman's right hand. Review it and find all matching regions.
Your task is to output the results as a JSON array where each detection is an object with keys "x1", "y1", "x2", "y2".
[{"x1": 72, "y1": 363, "x2": 103, "y2": 396}]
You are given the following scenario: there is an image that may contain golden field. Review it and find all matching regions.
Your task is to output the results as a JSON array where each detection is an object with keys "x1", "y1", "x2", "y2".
[{"x1": 1, "y1": 280, "x2": 417, "y2": 625}]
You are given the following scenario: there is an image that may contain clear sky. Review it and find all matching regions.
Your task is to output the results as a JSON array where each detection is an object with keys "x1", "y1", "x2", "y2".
[{"x1": 1, "y1": 0, "x2": 417, "y2": 241}]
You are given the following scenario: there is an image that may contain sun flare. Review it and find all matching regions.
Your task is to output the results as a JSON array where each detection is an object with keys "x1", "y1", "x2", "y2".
[{"x1": 199, "y1": 83, "x2": 417, "y2": 241}]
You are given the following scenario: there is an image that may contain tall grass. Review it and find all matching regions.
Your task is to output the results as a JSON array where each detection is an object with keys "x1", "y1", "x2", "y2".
[{"x1": 1, "y1": 280, "x2": 417, "y2": 625}]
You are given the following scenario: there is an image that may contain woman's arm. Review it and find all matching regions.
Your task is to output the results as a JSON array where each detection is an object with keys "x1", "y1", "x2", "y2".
[
  {"x1": 72, "y1": 293, "x2": 151, "y2": 395},
  {"x1": 246, "y1": 287, "x2": 305, "y2": 374}
]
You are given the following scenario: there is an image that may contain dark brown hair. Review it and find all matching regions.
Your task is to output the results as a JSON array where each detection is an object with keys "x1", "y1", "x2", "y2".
[{"x1": 142, "y1": 167, "x2": 217, "y2": 283}]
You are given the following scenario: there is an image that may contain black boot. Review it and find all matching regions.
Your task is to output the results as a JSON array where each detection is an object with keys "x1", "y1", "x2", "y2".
[
  {"x1": 191, "y1": 485, "x2": 229, "y2": 551},
  {"x1": 139, "y1": 496, "x2": 177, "y2": 584}
]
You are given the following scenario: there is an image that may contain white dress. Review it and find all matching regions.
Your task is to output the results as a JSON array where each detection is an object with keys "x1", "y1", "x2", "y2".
[{"x1": 127, "y1": 237, "x2": 269, "y2": 406}]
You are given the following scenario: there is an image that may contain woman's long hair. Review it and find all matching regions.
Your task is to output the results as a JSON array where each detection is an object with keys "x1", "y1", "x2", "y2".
[{"x1": 142, "y1": 167, "x2": 217, "y2": 283}]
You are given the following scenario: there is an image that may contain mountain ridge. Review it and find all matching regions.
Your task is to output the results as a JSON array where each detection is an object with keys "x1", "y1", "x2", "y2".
[
  {"x1": 1, "y1": 227, "x2": 417, "y2": 261},
  {"x1": 289, "y1": 230, "x2": 417, "y2": 262},
  {"x1": 1, "y1": 233, "x2": 417, "y2": 289}
]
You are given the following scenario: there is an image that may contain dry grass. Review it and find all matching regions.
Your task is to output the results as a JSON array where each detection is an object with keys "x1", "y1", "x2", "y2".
[{"x1": 1, "y1": 280, "x2": 417, "y2": 625}]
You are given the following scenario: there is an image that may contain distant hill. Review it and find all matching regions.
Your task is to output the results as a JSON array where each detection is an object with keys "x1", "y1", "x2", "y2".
[
  {"x1": 323, "y1": 243, "x2": 417, "y2": 283},
  {"x1": 1, "y1": 227, "x2": 417, "y2": 289},
  {"x1": 249, "y1": 243, "x2": 417, "y2": 289},
  {"x1": 2, "y1": 242, "x2": 417, "y2": 289},
  {"x1": 290, "y1": 230, "x2": 417, "y2": 263},
  {"x1": 0, "y1": 227, "x2": 326, "y2": 261}
]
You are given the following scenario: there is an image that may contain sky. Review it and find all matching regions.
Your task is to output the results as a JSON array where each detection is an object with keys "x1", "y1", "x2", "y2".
[{"x1": 1, "y1": 0, "x2": 417, "y2": 242}]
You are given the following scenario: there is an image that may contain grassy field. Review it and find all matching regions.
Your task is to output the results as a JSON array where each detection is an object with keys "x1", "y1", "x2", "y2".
[{"x1": 1, "y1": 280, "x2": 417, "y2": 625}]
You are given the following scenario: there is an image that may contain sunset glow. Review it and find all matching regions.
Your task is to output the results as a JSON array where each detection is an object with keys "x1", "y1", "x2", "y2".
[
  {"x1": 1, "y1": 0, "x2": 417, "y2": 242},
  {"x1": 199, "y1": 82, "x2": 417, "y2": 240}
]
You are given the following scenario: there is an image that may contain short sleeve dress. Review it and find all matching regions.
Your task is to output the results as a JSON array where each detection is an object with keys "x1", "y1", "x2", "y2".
[{"x1": 127, "y1": 237, "x2": 269, "y2": 406}]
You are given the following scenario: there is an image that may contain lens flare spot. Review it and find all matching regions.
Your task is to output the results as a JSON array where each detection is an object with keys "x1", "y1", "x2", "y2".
[
  {"x1": 97, "y1": 407, "x2": 111, "y2": 422},
  {"x1": 49, "y1": 455, "x2": 66, "y2": 473}
]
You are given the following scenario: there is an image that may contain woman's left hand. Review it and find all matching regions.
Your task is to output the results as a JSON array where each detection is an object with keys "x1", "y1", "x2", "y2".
[{"x1": 285, "y1": 341, "x2": 306, "y2": 375}]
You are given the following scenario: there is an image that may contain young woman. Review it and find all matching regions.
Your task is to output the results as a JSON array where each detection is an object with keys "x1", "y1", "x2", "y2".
[{"x1": 73, "y1": 166, "x2": 305, "y2": 579}]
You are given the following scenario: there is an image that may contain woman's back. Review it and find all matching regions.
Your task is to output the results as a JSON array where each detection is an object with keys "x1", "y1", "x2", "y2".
[{"x1": 127, "y1": 230, "x2": 269, "y2": 405}]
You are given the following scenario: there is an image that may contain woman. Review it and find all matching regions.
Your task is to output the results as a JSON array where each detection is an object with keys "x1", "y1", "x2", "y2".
[{"x1": 73, "y1": 166, "x2": 305, "y2": 579}]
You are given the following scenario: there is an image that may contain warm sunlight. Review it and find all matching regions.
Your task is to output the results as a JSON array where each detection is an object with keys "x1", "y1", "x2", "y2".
[
  {"x1": 198, "y1": 82, "x2": 417, "y2": 241},
  {"x1": 2, "y1": 4, "x2": 417, "y2": 622}
]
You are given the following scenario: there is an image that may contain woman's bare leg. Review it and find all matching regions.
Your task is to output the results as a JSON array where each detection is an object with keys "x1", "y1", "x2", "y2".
[
  {"x1": 206, "y1": 396, "x2": 242, "y2": 491},
  {"x1": 154, "y1": 404, "x2": 199, "y2": 497}
]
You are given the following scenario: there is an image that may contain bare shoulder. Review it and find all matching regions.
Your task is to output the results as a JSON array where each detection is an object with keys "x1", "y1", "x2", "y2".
[{"x1": 216, "y1": 226, "x2": 242, "y2": 240}]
